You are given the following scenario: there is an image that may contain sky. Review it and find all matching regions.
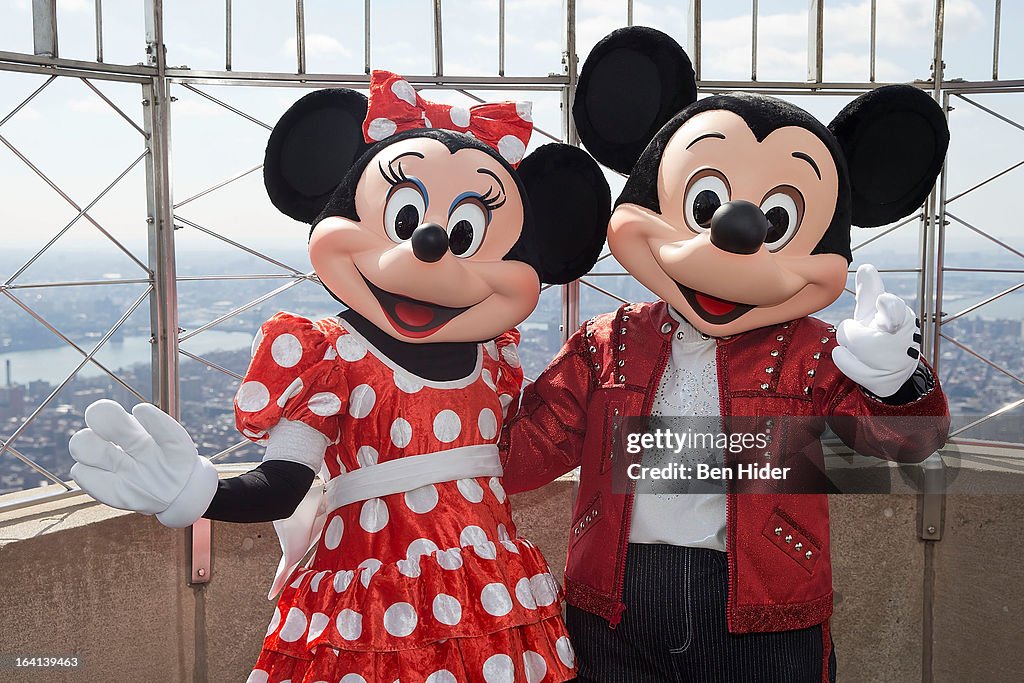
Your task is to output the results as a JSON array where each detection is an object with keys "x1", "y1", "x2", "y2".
[{"x1": 0, "y1": 0, "x2": 1021, "y2": 284}]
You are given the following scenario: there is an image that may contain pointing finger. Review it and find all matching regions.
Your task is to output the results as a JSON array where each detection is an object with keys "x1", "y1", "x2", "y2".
[
  {"x1": 854, "y1": 264, "x2": 886, "y2": 324},
  {"x1": 874, "y1": 293, "x2": 909, "y2": 334}
]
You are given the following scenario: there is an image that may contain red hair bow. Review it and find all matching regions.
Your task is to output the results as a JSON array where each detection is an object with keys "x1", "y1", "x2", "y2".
[{"x1": 362, "y1": 70, "x2": 533, "y2": 167}]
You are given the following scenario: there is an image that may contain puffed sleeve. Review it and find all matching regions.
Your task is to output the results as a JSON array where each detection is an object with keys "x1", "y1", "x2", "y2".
[
  {"x1": 492, "y1": 329, "x2": 523, "y2": 420},
  {"x1": 234, "y1": 312, "x2": 348, "y2": 446}
]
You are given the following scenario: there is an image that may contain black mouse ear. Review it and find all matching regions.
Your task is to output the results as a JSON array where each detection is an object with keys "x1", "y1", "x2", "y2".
[
  {"x1": 264, "y1": 88, "x2": 370, "y2": 223},
  {"x1": 573, "y1": 26, "x2": 697, "y2": 175},
  {"x1": 828, "y1": 84, "x2": 949, "y2": 228},
  {"x1": 515, "y1": 143, "x2": 611, "y2": 285}
]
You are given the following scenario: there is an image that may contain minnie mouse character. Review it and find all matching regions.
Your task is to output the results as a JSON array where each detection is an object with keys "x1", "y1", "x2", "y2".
[
  {"x1": 501, "y1": 28, "x2": 951, "y2": 682},
  {"x1": 69, "y1": 71, "x2": 609, "y2": 682}
]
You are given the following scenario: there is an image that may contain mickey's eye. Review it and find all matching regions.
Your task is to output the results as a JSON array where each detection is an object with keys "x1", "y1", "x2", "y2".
[
  {"x1": 684, "y1": 172, "x2": 730, "y2": 233},
  {"x1": 447, "y1": 200, "x2": 487, "y2": 258},
  {"x1": 384, "y1": 185, "x2": 426, "y2": 243},
  {"x1": 759, "y1": 187, "x2": 804, "y2": 251}
]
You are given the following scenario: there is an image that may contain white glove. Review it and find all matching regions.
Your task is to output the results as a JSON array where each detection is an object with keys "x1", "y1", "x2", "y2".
[
  {"x1": 832, "y1": 264, "x2": 921, "y2": 398},
  {"x1": 69, "y1": 400, "x2": 219, "y2": 528}
]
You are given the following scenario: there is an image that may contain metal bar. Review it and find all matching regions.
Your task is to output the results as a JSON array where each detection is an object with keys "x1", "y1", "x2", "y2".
[
  {"x1": 498, "y1": 0, "x2": 506, "y2": 76},
  {"x1": 432, "y1": 0, "x2": 443, "y2": 77},
  {"x1": 80, "y1": 77, "x2": 148, "y2": 137},
  {"x1": 938, "y1": 331, "x2": 1024, "y2": 386},
  {"x1": 173, "y1": 215, "x2": 306, "y2": 275},
  {"x1": 946, "y1": 213, "x2": 1024, "y2": 261},
  {"x1": 0, "y1": 75, "x2": 56, "y2": 128},
  {"x1": 225, "y1": 0, "x2": 232, "y2": 71},
  {"x1": 178, "y1": 83, "x2": 273, "y2": 130},
  {"x1": 627, "y1": 0, "x2": 634, "y2": 27},
  {"x1": 930, "y1": 90, "x2": 951, "y2": 371},
  {"x1": 561, "y1": 0, "x2": 579, "y2": 343},
  {"x1": 851, "y1": 214, "x2": 922, "y2": 252},
  {"x1": 1, "y1": 289, "x2": 148, "y2": 401},
  {"x1": 94, "y1": 0, "x2": 103, "y2": 62},
  {"x1": 992, "y1": 0, "x2": 1001, "y2": 81},
  {"x1": 0, "y1": 487, "x2": 91, "y2": 515},
  {"x1": 580, "y1": 278, "x2": 630, "y2": 306},
  {"x1": 949, "y1": 397, "x2": 1024, "y2": 438},
  {"x1": 210, "y1": 439, "x2": 255, "y2": 462},
  {"x1": 945, "y1": 160, "x2": 1024, "y2": 205},
  {"x1": 178, "y1": 348, "x2": 244, "y2": 381},
  {"x1": 688, "y1": 0, "x2": 701, "y2": 81},
  {"x1": 0, "y1": 440, "x2": 71, "y2": 489},
  {"x1": 177, "y1": 274, "x2": 306, "y2": 282},
  {"x1": 32, "y1": 0, "x2": 58, "y2": 58},
  {"x1": 808, "y1": 0, "x2": 824, "y2": 83},
  {"x1": 941, "y1": 282, "x2": 1024, "y2": 326},
  {"x1": 178, "y1": 275, "x2": 313, "y2": 343},
  {"x1": 173, "y1": 163, "x2": 262, "y2": 209},
  {"x1": 0, "y1": 58, "x2": 151, "y2": 83},
  {"x1": 5, "y1": 278, "x2": 152, "y2": 288},
  {"x1": 931, "y1": 0, "x2": 946, "y2": 90},
  {"x1": 869, "y1": 0, "x2": 877, "y2": 81},
  {"x1": 295, "y1": 0, "x2": 306, "y2": 75},
  {"x1": 0, "y1": 141, "x2": 150, "y2": 283},
  {"x1": 954, "y1": 93, "x2": 1024, "y2": 135},
  {"x1": 944, "y1": 267, "x2": 1024, "y2": 273},
  {"x1": 751, "y1": 0, "x2": 758, "y2": 81},
  {"x1": 165, "y1": 71, "x2": 569, "y2": 88},
  {"x1": 363, "y1": 0, "x2": 371, "y2": 74}
]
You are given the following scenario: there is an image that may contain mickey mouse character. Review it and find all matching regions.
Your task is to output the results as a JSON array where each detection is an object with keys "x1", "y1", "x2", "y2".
[
  {"x1": 500, "y1": 28, "x2": 951, "y2": 682},
  {"x1": 69, "y1": 71, "x2": 609, "y2": 682}
]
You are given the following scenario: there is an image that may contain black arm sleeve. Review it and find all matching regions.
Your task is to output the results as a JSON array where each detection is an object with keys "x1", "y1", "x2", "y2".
[
  {"x1": 871, "y1": 362, "x2": 937, "y2": 406},
  {"x1": 203, "y1": 460, "x2": 316, "y2": 523}
]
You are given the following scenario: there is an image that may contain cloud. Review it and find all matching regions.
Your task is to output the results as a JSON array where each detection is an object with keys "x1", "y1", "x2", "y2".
[{"x1": 283, "y1": 33, "x2": 353, "y2": 59}]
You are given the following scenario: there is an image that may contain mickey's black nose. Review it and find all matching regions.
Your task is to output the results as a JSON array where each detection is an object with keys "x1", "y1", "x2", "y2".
[
  {"x1": 709, "y1": 200, "x2": 768, "y2": 255},
  {"x1": 411, "y1": 223, "x2": 448, "y2": 263}
]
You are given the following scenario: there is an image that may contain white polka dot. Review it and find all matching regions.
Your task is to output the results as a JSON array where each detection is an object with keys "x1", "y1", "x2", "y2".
[
  {"x1": 499, "y1": 393, "x2": 514, "y2": 417},
  {"x1": 309, "y1": 570, "x2": 328, "y2": 592},
  {"x1": 407, "y1": 537, "x2": 439, "y2": 559},
  {"x1": 323, "y1": 346, "x2": 338, "y2": 361},
  {"x1": 359, "y1": 498, "x2": 389, "y2": 533},
  {"x1": 336, "y1": 609, "x2": 363, "y2": 641},
  {"x1": 497, "y1": 134, "x2": 526, "y2": 164},
  {"x1": 433, "y1": 409, "x2": 462, "y2": 443},
  {"x1": 435, "y1": 547, "x2": 463, "y2": 570},
  {"x1": 426, "y1": 671, "x2": 457, "y2": 683},
  {"x1": 243, "y1": 428, "x2": 267, "y2": 440},
  {"x1": 496, "y1": 523, "x2": 511, "y2": 542},
  {"x1": 530, "y1": 573, "x2": 558, "y2": 607},
  {"x1": 270, "y1": 333, "x2": 303, "y2": 367},
  {"x1": 308, "y1": 391, "x2": 342, "y2": 416},
  {"x1": 391, "y1": 79, "x2": 417, "y2": 106},
  {"x1": 523, "y1": 651, "x2": 547, "y2": 683},
  {"x1": 432, "y1": 593, "x2": 462, "y2": 626},
  {"x1": 501, "y1": 344, "x2": 521, "y2": 368},
  {"x1": 246, "y1": 670, "x2": 269, "y2": 683},
  {"x1": 482, "y1": 653, "x2": 515, "y2": 683},
  {"x1": 333, "y1": 570, "x2": 355, "y2": 592},
  {"x1": 481, "y1": 582, "x2": 514, "y2": 617},
  {"x1": 515, "y1": 577, "x2": 537, "y2": 609},
  {"x1": 394, "y1": 370, "x2": 424, "y2": 393},
  {"x1": 449, "y1": 105, "x2": 470, "y2": 127},
  {"x1": 556, "y1": 635, "x2": 575, "y2": 668},
  {"x1": 348, "y1": 384, "x2": 376, "y2": 418},
  {"x1": 481, "y1": 368, "x2": 496, "y2": 389},
  {"x1": 324, "y1": 516, "x2": 344, "y2": 550},
  {"x1": 502, "y1": 540, "x2": 520, "y2": 554},
  {"x1": 405, "y1": 484, "x2": 438, "y2": 514},
  {"x1": 489, "y1": 477, "x2": 507, "y2": 503},
  {"x1": 367, "y1": 117, "x2": 397, "y2": 140},
  {"x1": 250, "y1": 328, "x2": 264, "y2": 357},
  {"x1": 356, "y1": 445, "x2": 379, "y2": 468},
  {"x1": 460, "y1": 525, "x2": 496, "y2": 560},
  {"x1": 278, "y1": 607, "x2": 307, "y2": 643},
  {"x1": 478, "y1": 408, "x2": 498, "y2": 440},
  {"x1": 340, "y1": 675, "x2": 367, "y2": 683},
  {"x1": 391, "y1": 418, "x2": 413, "y2": 448},
  {"x1": 307, "y1": 612, "x2": 329, "y2": 642},
  {"x1": 277, "y1": 377, "x2": 304, "y2": 408},
  {"x1": 265, "y1": 607, "x2": 281, "y2": 636},
  {"x1": 236, "y1": 381, "x2": 270, "y2": 412},
  {"x1": 335, "y1": 334, "x2": 367, "y2": 362},
  {"x1": 516, "y1": 101, "x2": 533, "y2": 122},
  {"x1": 383, "y1": 602, "x2": 418, "y2": 637},
  {"x1": 457, "y1": 478, "x2": 484, "y2": 503},
  {"x1": 484, "y1": 341, "x2": 499, "y2": 360},
  {"x1": 358, "y1": 558, "x2": 382, "y2": 588}
]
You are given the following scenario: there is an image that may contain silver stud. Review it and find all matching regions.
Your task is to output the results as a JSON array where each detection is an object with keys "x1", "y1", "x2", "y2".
[
  {"x1": 807, "y1": 369, "x2": 815, "y2": 377},
  {"x1": 587, "y1": 330, "x2": 594, "y2": 337},
  {"x1": 784, "y1": 535, "x2": 793, "y2": 544},
  {"x1": 765, "y1": 419, "x2": 774, "y2": 428},
  {"x1": 813, "y1": 352, "x2": 821, "y2": 360},
  {"x1": 700, "y1": 333, "x2": 710, "y2": 340},
  {"x1": 770, "y1": 350, "x2": 779, "y2": 357},
  {"x1": 821, "y1": 337, "x2": 829, "y2": 344},
  {"x1": 617, "y1": 360, "x2": 625, "y2": 367},
  {"x1": 765, "y1": 367, "x2": 774, "y2": 373},
  {"x1": 765, "y1": 451, "x2": 771, "y2": 458},
  {"x1": 589, "y1": 346, "x2": 597, "y2": 354},
  {"x1": 804, "y1": 386, "x2": 811, "y2": 394},
  {"x1": 574, "y1": 528, "x2": 580, "y2": 536},
  {"x1": 782, "y1": 323, "x2": 790, "y2": 329},
  {"x1": 622, "y1": 315, "x2": 630, "y2": 322},
  {"x1": 827, "y1": 326, "x2": 836, "y2": 333},
  {"x1": 805, "y1": 550, "x2": 813, "y2": 559},
  {"x1": 618, "y1": 344, "x2": 626, "y2": 351},
  {"x1": 593, "y1": 363, "x2": 600, "y2": 370},
  {"x1": 676, "y1": 331, "x2": 685, "y2": 340},
  {"x1": 794, "y1": 542, "x2": 803, "y2": 550},
  {"x1": 765, "y1": 435, "x2": 772, "y2": 444},
  {"x1": 620, "y1": 328, "x2": 628, "y2": 335},
  {"x1": 661, "y1": 322, "x2": 672, "y2": 334},
  {"x1": 776, "y1": 335, "x2": 785, "y2": 342},
  {"x1": 618, "y1": 375, "x2": 626, "y2": 382},
  {"x1": 774, "y1": 527, "x2": 783, "y2": 535},
  {"x1": 761, "y1": 383, "x2": 770, "y2": 390}
]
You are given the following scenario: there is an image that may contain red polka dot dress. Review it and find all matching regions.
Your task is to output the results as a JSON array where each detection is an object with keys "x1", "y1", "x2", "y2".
[{"x1": 235, "y1": 313, "x2": 576, "y2": 683}]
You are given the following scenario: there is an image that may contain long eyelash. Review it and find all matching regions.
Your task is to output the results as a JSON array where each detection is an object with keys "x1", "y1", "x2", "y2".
[
  {"x1": 379, "y1": 159, "x2": 411, "y2": 186},
  {"x1": 478, "y1": 186, "x2": 506, "y2": 211}
]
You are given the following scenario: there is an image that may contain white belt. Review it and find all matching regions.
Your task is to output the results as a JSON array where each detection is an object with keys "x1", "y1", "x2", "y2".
[{"x1": 268, "y1": 443, "x2": 502, "y2": 598}]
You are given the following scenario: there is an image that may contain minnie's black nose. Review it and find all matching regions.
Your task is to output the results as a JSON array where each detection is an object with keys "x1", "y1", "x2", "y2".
[
  {"x1": 411, "y1": 223, "x2": 448, "y2": 263},
  {"x1": 709, "y1": 200, "x2": 768, "y2": 255}
]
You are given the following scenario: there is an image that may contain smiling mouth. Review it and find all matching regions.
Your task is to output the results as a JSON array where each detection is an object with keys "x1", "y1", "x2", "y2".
[
  {"x1": 360, "y1": 272, "x2": 472, "y2": 338},
  {"x1": 676, "y1": 283, "x2": 755, "y2": 325}
]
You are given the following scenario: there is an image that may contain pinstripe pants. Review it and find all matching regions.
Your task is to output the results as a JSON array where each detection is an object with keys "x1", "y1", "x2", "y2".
[{"x1": 566, "y1": 543, "x2": 836, "y2": 683}]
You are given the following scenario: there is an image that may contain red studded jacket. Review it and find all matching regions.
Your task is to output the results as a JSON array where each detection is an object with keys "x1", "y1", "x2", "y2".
[{"x1": 501, "y1": 300, "x2": 949, "y2": 635}]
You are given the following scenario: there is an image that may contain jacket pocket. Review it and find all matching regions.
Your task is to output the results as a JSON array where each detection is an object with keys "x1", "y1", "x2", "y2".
[{"x1": 761, "y1": 507, "x2": 822, "y2": 574}]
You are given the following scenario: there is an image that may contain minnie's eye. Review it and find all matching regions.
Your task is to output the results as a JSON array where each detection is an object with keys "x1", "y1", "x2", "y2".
[
  {"x1": 759, "y1": 188, "x2": 803, "y2": 251},
  {"x1": 384, "y1": 185, "x2": 426, "y2": 243},
  {"x1": 685, "y1": 173, "x2": 730, "y2": 232},
  {"x1": 447, "y1": 201, "x2": 487, "y2": 257}
]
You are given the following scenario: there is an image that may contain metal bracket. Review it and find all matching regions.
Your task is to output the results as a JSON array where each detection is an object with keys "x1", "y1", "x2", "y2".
[
  {"x1": 918, "y1": 453, "x2": 946, "y2": 541},
  {"x1": 189, "y1": 518, "x2": 212, "y2": 584}
]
